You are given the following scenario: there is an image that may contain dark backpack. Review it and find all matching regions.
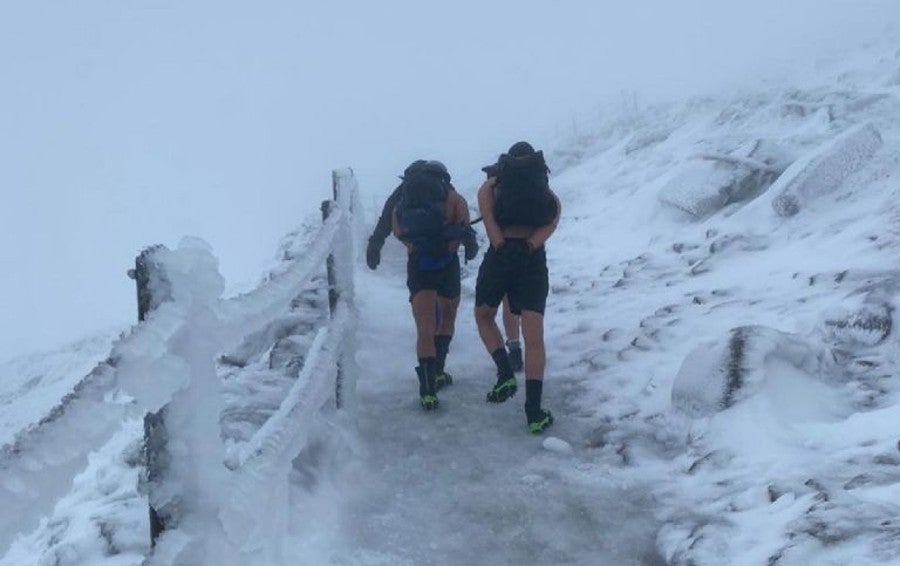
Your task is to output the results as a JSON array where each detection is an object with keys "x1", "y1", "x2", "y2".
[
  {"x1": 395, "y1": 163, "x2": 450, "y2": 253},
  {"x1": 493, "y1": 150, "x2": 557, "y2": 227}
]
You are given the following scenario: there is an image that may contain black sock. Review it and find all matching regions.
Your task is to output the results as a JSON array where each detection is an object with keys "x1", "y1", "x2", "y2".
[
  {"x1": 434, "y1": 335, "x2": 452, "y2": 374},
  {"x1": 418, "y1": 357, "x2": 437, "y2": 373},
  {"x1": 525, "y1": 379, "x2": 543, "y2": 413},
  {"x1": 506, "y1": 339, "x2": 521, "y2": 352},
  {"x1": 417, "y1": 357, "x2": 437, "y2": 394},
  {"x1": 491, "y1": 348, "x2": 514, "y2": 382}
]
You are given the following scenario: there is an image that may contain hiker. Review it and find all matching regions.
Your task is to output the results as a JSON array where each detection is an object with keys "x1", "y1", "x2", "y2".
[
  {"x1": 474, "y1": 142, "x2": 561, "y2": 433},
  {"x1": 482, "y1": 163, "x2": 525, "y2": 374},
  {"x1": 388, "y1": 160, "x2": 476, "y2": 409}
]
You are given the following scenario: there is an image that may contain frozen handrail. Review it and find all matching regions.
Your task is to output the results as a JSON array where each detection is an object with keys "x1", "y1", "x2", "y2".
[
  {"x1": 218, "y1": 300, "x2": 352, "y2": 555},
  {"x1": 141, "y1": 169, "x2": 361, "y2": 563},
  {"x1": 0, "y1": 170, "x2": 362, "y2": 562}
]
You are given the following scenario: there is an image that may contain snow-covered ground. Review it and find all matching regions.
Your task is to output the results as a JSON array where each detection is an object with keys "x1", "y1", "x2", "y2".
[
  {"x1": 3, "y1": 38, "x2": 900, "y2": 565},
  {"x1": 0, "y1": 330, "x2": 120, "y2": 447}
]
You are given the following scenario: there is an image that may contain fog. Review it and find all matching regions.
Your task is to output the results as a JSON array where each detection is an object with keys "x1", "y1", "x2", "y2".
[{"x1": 1, "y1": 0, "x2": 897, "y2": 361}]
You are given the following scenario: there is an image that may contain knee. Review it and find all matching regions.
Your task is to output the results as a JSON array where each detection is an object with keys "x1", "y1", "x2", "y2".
[
  {"x1": 443, "y1": 303, "x2": 459, "y2": 320},
  {"x1": 474, "y1": 306, "x2": 496, "y2": 324}
]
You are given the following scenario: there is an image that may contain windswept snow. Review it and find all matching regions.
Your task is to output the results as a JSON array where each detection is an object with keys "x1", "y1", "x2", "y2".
[
  {"x1": 0, "y1": 331, "x2": 119, "y2": 447},
  {"x1": 4, "y1": 37, "x2": 900, "y2": 566}
]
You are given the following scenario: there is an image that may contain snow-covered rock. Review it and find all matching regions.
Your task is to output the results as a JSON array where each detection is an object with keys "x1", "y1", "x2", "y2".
[
  {"x1": 658, "y1": 140, "x2": 786, "y2": 220},
  {"x1": 771, "y1": 122, "x2": 883, "y2": 217},
  {"x1": 671, "y1": 325, "x2": 826, "y2": 416}
]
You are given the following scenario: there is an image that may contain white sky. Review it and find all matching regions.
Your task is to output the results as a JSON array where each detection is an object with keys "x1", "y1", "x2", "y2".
[{"x1": 1, "y1": 0, "x2": 897, "y2": 361}]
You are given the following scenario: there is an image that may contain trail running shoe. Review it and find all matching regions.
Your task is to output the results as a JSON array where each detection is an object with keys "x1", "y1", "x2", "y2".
[
  {"x1": 420, "y1": 394, "x2": 439, "y2": 410},
  {"x1": 486, "y1": 377, "x2": 517, "y2": 403},
  {"x1": 508, "y1": 347, "x2": 524, "y2": 373},
  {"x1": 526, "y1": 409, "x2": 554, "y2": 434},
  {"x1": 434, "y1": 372, "x2": 454, "y2": 391},
  {"x1": 416, "y1": 365, "x2": 439, "y2": 411}
]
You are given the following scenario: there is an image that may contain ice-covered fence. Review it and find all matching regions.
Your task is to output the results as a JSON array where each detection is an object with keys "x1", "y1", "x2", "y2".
[
  {"x1": 0, "y1": 243, "x2": 187, "y2": 552},
  {"x1": 136, "y1": 169, "x2": 360, "y2": 564},
  {"x1": 0, "y1": 169, "x2": 361, "y2": 562},
  {"x1": 218, "y1": 301, "x2": 351, "y2": 562}
]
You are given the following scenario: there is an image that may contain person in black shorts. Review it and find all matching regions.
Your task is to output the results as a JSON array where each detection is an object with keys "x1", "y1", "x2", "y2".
[
  {"x1": 367, "y1": 161, "x2": 477, "y2": 395},
  {"x1": 390, "y1": 161, "x2": 474, "y2": 409},
  {"x1": 481, "y1": 163, "x2": 524, "y2": 373},
  {"x1": 474, "y1": 142, "x2": 561, "y2": 433}
]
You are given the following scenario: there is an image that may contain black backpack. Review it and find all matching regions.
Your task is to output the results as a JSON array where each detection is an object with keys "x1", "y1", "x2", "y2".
[
  {"x1": 493, "y1": 150, "x2": 557, "y2": 227},
  {"x1": 395, "y1": 162, "x2": 450, "y2": 251}
]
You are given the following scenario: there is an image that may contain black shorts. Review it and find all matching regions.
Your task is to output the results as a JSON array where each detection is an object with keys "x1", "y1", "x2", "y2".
[
  {"x1": 475, "y1": 239, "x2": 549, "y2": 315},
  {"x1": 407, "y1": 253, "x2": 461, "y2": 301}
]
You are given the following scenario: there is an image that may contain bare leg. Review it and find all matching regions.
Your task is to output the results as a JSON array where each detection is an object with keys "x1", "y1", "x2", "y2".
[
  {"x1": 411, "y1": 291, "x2": 438, "y2": 358},
  {"x1": 437, "y1": 296, "x2": 459, "y2": 336},
  {"x1": 501, "y1": 296, "x2": 520, "y2": 342},
  {"x1": 475, "y1": 304, "x2": 503, "y2": 353},
  {"x1": 520, "y1": 310, "x2": 545, "y2": 380}
]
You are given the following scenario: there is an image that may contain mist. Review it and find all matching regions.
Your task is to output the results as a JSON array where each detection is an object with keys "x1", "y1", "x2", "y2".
[{"x1": 1, "y1": 0, "x2": 897, "y2": 361}]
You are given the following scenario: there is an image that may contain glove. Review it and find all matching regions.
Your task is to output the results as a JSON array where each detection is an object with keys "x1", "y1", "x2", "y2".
[
  {"x1": 463, "y1": 236, "x2": 479, "y2": 262},
  {"x1": 366, "y1": 237, "x2": 382, "y2": 270}
]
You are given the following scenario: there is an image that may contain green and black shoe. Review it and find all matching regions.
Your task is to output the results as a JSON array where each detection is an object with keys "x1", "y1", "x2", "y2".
[
  {"x1": 526, "y1": 408, "x2": 553, "y2": 434},
  {"x1": 420, "y1": 393, "x2": 438, "y2": 410},
  {"x1": 486, "y1": 377, "x2": 517, "y2": 403},
  {"x1": 416, "y1": 365, "x2": 439, "y2": 411},
  {"x1": 434, "y1": 371, "x2": 454, "y2": 391}
]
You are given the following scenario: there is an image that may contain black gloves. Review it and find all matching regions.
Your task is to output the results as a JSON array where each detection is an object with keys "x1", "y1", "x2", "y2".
[
  {"x1": 462, "y1": 228, "x2": 479, "y2": 262},
  {"x1": 366, "y1": 236, "x2": 383, "y2": 270}
]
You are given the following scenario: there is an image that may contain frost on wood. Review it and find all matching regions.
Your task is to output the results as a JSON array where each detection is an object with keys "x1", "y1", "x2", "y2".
[
  {"x1": 334, "y1": 167, "x2": 367, "y2": 265},
  {"x1": 771, "y1": 123, "x2": 882, "y2": 217},
  {"x1": 115, "y1": 238, "x2": 225, "y2": 413},
  {"x1": 219, "y1": 210, "x2": 344, "y2": 346},
  {"x1": 219, "y1": 313, "x2": 319, "y2": 369},
  {"x1": 268, "y1": 335, "x2": 312, "y2": 376},
  {"x1": 658, "y1": 139, "x2": 787, "y2": 220},
  {"x1": 134, "y1": 237, "x2": 229, "y2": 553},
  {"x1": 220, "y1": 302, "x2": 350, "y2": 561},
  {"x1": 671, "y1": 326, "x2": 823, "y2": 416}
]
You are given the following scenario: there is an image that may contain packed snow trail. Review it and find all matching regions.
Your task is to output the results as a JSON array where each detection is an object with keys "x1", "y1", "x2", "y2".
[{"x1": 314, "y1": 248, "x2": 664, "y2": 566}]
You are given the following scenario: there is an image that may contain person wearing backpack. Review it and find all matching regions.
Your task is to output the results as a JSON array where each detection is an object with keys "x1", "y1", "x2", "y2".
[
  {"x1": 482, "y1": 163, "x2": 525, "y2": 374},
  {"x1": 391, "y1": 160, "x2": 475, "y2": 410},
  {"x1": 367, "y1": 162, "x2": 477, "y2": 398},
  {"x1": 474, "y1": 142, "x2": 561, "y2": 433}
]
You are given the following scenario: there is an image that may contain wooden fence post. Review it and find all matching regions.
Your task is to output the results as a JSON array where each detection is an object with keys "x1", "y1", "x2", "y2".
[
  {"x1": 128, "y1": 245, "x2": 172, "y2": 547},
  {"x1": 321, "y1": 199, "x2": 344, "y2": 408},
  {"x1": 321, "y1": 200, "x2": 339, "y2": 314},
  {"x1": 329, "y1": 168, "x2": 358, "y2": 411}
]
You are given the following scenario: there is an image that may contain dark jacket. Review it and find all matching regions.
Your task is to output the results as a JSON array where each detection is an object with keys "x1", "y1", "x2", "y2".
[{"x1": 370, "y1": 186, "x2": 403, "y2": 245}]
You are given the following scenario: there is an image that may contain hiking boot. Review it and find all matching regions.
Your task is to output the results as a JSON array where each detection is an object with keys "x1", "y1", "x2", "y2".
[
  {"x1": 420, "y1": 394, "x2": 438, "y2": 410},
  {"x1": 416, "y1": 365, "x2": 439, "y2": 410},
  {"x1": 434, "y1": 371, "x2": 454, "y2": 391},
  {"x1": 486, "y1": 377, "x2": 517, "y2": 403},
  {"x1": 526, "y1": 408, "x2": 553, "y2": 434},
  {"x1": 508, "y1": 346, "x2": 524, "y2": 373}
]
